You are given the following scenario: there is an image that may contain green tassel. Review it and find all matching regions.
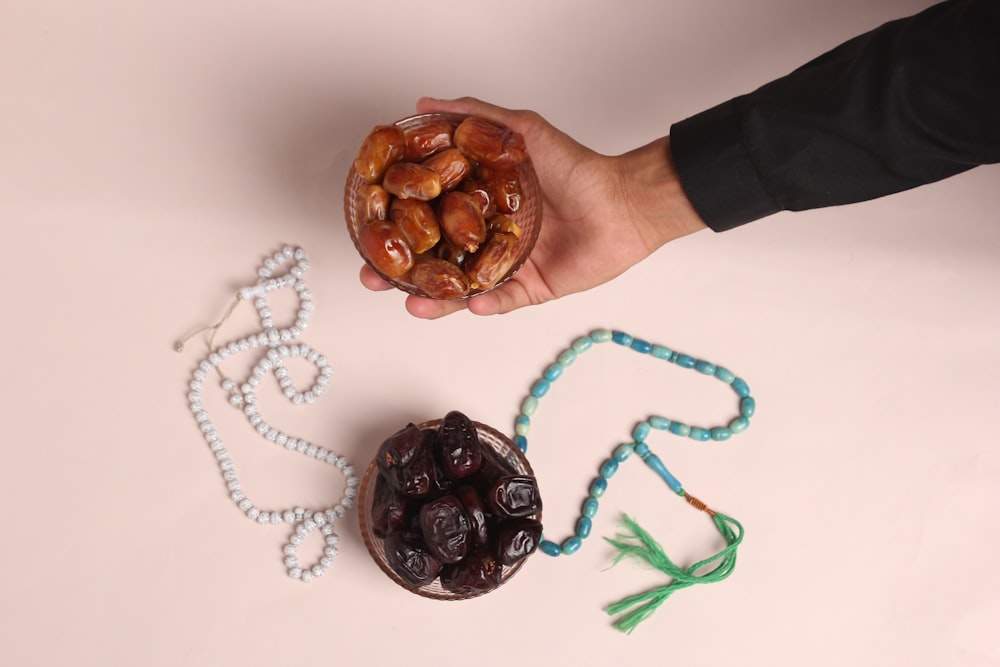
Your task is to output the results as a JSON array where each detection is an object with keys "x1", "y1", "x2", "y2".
[{"x1": 603, "y1": 512, "x2": 744, "y2": 634}]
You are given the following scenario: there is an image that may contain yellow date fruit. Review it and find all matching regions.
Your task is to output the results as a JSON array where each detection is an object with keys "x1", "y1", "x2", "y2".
[
  {"x1": 454, "y1": 116, "x2": 526, "y2": 169},
  {"x1": 438, "y1": 191, "x2": 487, "y2": 253},
  {"x1": 403, "y1": 121, "x2": 454, "y2": 161},
  {"x1": 423, "y1": 148, "x2": 471, "y2": 191},
  {"x1": 355, "y1": 183, "x2": 391, "y2": 228},
  {"x1": 354, "y1": 125, "x2": 405, "y2": 184},
  {"x1": 488, "y1": 214, "x2": 522, "y2": 238},
  {"x1": 410, "y1": 257, "x2": 472, "y2": 299},
  {"x1": 357, "y1": 218, "x2": 415, "y2": 278},
  {"x1": 465, "y1": 231, "x2": 519, "y2": 289},
  {"x1": 383, "y1": 163, "x2": 443, "y2": 201},
  {"x1": 391, "y1": 198, "x2": 441, "y2": 254}
]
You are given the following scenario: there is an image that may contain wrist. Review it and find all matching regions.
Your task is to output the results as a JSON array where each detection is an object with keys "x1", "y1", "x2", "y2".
[{"x1": 614, "y1": 136, "x2": 708, "y2": 251}]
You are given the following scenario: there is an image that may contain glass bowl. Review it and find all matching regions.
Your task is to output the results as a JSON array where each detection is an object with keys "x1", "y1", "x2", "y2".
[
  {"x1": 358, "y1": 419, "x2": 539, "y2": 601},
  {"x1": 344, "y1": 112, "x2": 542, "y2": 300}
]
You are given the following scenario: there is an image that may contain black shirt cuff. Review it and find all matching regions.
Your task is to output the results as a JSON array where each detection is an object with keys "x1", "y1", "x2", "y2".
[{"x1": 670, "y1": 99, "x2": 780, "y2": 232}]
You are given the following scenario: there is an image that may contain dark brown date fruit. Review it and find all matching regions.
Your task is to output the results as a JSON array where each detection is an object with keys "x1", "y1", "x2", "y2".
[
  {"x1": 421, "y1": 428, "x2": 452, "y2": 496},
  {"x1": 383, "y1": 162, "x2": 442, "y2": 201},
  {"x1": 486, "y1": 475, "x2": 542, "y2": 518},
  {"x1": 439, "y1": 548, "x2": 502, "y2": 595},
  {"x1": 410, "y1": 257, "x2": 471, "y2": 299},
  {"x1": 438, "y1": 410, "x2": 483, "y2": 480},
  {"x1": 390, "y1": 198, "x2": 441, "y2": 254},
  {"x1": 376, "y1": 422, "x2": 424, "y2": 472},
  {"x1": 464, "y1": 231, "x2": 519, "y2": 289},
  {"x1": 438, "y1": 191, "x2": 487, "y2": 253},
  {"x1": 355, "y1": 183, "x2": 390, "y2": 227},
  {"x1": 354, "y1": 125, "x2": 405, "y2": 184},
  {"x1": 493, "y1": 517, "x2": 542, "y2": 566},
  {"x1": 454, "y1": 116, "x2": 526, "y2": 169},
  {"x1": 422, "y1": 148, "x2": 471, "y2": 191},
  {"x1": 418, "y1": 495, "x2": 470, "y2": 564},
  {"x1": 458, "y1": 178, "x2": 496, "y2": 218},
  {"x1": 455, "y1": 485, "x2": 489, "y2": 550},
  {"x1": 357, "y1": 219, "x2": 414, "y2": 278},
  {"x1": 477, "y1": 165, "x2": 522, "y2": 214},
  {"x1": 372, "y1": 474, "x2": 411, "y2": 538},
  {"x1": 384, "y1": 530, "x2": 442, "y2": 588},
  {"x1": 403, "y1": 120, "x2": 454, "y2": 161}
]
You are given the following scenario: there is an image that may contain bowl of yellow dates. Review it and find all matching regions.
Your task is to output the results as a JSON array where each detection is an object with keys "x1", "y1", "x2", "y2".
[
  {"x1": 358, "y1": 411, "x2": 543, "y2": 600},
  {"x1": 345, "y1": 113, "x2": 542, "y2": 299}
]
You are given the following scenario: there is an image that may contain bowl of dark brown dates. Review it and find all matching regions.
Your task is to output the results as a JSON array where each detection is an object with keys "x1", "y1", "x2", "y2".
[
  {"x1": 358, "y1": 411, "x2": 543, "y2": 600},
  {"x1": 345, "y1": 113, "x2": 542, "y2": 299}
]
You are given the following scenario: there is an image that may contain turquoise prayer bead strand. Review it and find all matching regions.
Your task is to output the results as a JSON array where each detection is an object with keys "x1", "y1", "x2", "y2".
[{"x1": 520, "y1": 329, "x2": 755, "y2": 557}]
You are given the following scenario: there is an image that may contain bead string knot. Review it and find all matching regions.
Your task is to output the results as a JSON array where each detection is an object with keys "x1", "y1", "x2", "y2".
[
  {"x1": 515, "y1": 329, "x2": 755, "y2": 632},
  {"x1": 178, "y1": 245, "x2": 357, "y2": 583}
]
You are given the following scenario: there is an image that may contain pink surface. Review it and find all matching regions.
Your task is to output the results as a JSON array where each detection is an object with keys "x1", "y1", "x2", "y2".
[{"x1": 2, "y1": 1, "x2": 998, "y2": 665}]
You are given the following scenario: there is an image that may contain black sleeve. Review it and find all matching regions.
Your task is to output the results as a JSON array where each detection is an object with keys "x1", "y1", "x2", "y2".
[{"x1": 669, "y1": 0, "x2": 1000, "y2": 232}]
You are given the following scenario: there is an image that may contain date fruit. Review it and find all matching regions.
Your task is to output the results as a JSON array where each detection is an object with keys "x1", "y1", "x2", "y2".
[
  {"x1": 438, "y1": 409, "x2": 483, "y2": 480},
  {"x1": 357, "y1": 218, "x2": 415, "y2": 279},
  {"x1": 390, "y1": 198, "x2": 440, "y2": 254},
  {"x1": 372, "y1": 474, "x2": 411, "y2": 538},
  {"x1": 354, "y1": 125, "x2": 405, "y2": 184},
  {"x1": 410, "y1": 257, "x2": 471, "y2": 299},
  {"x1": 493, "y1": 517, "x2": 542, "y2": 566},
  {"x1": 355, "y1": 183, "x2": 390, "y2": 227},
  {"x1": 454, "y1": 116, "x2": 526, "y2": 169},
  {"x1": 439, "y1": 191, "x2": 487, "y2": 253},
  {"x1": 403, "y1": 120, "x2": 454, "y2": 161},
  {"x1": 486, "y1": 475, "x2": 543, "y2": 518},
  {"x1": 383, "y1": 162, "x2": 443, "y2": 201},
  {"x1": 478, "y1": 165, "x2": 522, "y2": 214},
  {"x1": 418, "y1": 495, "x2": 470, "y2": 564},
  {"x1": 439, "y1": 549, "x2": 502, "y2": 595},
  {"x1": 423, "y1": 148, "x2": 471, "y2": 191},
  {"x1": 464, "y1": 231, "x2": 519, "y2": 289},
  {"x1": 384, "y1": 530, "x2": 442, "y2": 588}
]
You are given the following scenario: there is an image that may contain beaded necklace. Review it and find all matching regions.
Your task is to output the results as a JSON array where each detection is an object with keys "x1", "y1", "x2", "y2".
[
  {"x1": 512, "y1": 329, "x2": 754, "y2": 633},
  {"x1": 177, "y1": 246, "x2": 358, "y2": 583}
]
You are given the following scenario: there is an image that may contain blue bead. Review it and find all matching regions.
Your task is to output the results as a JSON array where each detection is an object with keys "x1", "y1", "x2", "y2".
[
  {"x1": 650, "y1": 345, "x2": 673, "y2": 360},
  {"x1": 731, "y1": 377, "x2": 751, "y2": 397},
  {"x1": 632, "y1": 422, "x2": 650, "y2": 442},
  {"x1": 675, "y1": 354, "x2": 696, "y2": 369},
  {"x1": 576, "y1": 517, "x2": 593, "y2": 539},
  {"x1": 741, "y1": 396, "x2": 756, "y2": 418},
  {"x1": 544, "y1": 363, "x2": 563, "y2": 382},
  {"x1": 600, "y1": 458, "x2": 619, "y2": 479},
  {"x1": 583, "y1": 497, "x2": 599, "y2": 518},
  {"x1": 714, "y1": 366, "x2": 736, "y2": 383},
  {"x1": 540, "y1": 540, "x2": 562, "y2": 557},
  {"x1": 562, "y1": 536, "x2": 583, "y2": 555},
  {"x1": 515, "y1": 414, "x2": 531, "y2": 436},
  {"x1": 590, "y1": 477, "x2": 607, "y2": 498},
  {"x1": 642, "y1": 452, "x2": 683, "y2": 493},
  {"x1": 630, "y1": 338, "x2": 652, "y2": 354},
  {"x1": 572, "y1": 336, "x2": 593, "y2": 353},
  {"x1": 590, "y1": 328, "x2": 613, "y2": 343},
  {"x1": 531, "y1": 378, "x2": 550, "y2": 398},
  {"x1": 695, "y1": 360, "x2": 716, "y2": 375},
  {"x1": 557, "y1": 348, "x2": 577, "y2": 366},
  {"x1": 634, "y1": 442, "x2": 650, "y2": 457},
  {"x1": 649, "y1": 415, "x2": 671, "y2": 430},
  {"x1": 520, "y1": 396, "x2": 538, "y2": 416},
  {"x1": 514, "y1": 435, "x2": 528, "y2": 452},
  {"x1": 612, "y1": 330, "x2": 633, "y2": 346},
  {"x1": 614, "y1": 443, "x2": 634, "y2": 462},
  {"x1": 710, "y1": 427, "x2": 732, "y2": 441},
  {"x1": 668, "y1": 421, "x2": 691, "y2": 437},
  {"x1": 729, "y1": 416, "x2": 750, "y2": 434},
  {"x1": 689, "y1": 427, "x2": 711, "y2": 442}
]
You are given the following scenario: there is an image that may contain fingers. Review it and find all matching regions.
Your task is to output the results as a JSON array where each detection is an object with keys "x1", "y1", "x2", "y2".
[
  {"x1": 359, "y1": 265, "x2": 392, "y2": 291},
  {"x1": 416, "y1": 96, "x2": 521, "y2": 127},
  {"x1": 405, "y1": 295, "x2": 468, "y2": 319},
  {"x1": 466, "y1": 279, "x2": 535, "y2": 316}
]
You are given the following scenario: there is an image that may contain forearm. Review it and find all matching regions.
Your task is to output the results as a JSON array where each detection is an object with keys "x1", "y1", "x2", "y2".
[{"x1": 670, "y1": 0, "x2": 1000, "y2": 231}]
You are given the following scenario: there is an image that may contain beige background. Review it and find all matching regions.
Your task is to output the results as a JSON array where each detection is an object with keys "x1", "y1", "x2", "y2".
[{"x1": 3, "y1": 0, "x2": 999, "y2": 665}]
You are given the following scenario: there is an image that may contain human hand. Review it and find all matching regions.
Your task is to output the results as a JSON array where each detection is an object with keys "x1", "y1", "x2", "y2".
[{"x1": 358, "y1": 96, "x2": 707, "y2": 318}]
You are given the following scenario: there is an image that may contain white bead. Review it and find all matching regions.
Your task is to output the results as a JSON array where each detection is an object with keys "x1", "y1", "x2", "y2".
[
  {"x1": 288, "y1": 567, "x2": 302, "y2": 579},
  {"x1": 280, "y1": 330, "x2": 292, "y2": 342},
  {"x1": 310, "y1": 565, "x2": 324, "y2": 577},
  {"x1": 296, "y1": 441, "x2": 308, "y2": 453},
  {"x1": 294, "y1": 249, "x2": 305, "y2": 260},
  {"x1": 258, "y1": 267, "x2": 272, "y2": 278},
  {"x1": 283, "y1": 510, "x2": 295, "y2": 523},
  {"x1": 304, "y1": 392, "x2": 316, "y2": 404},
  {"x1": 320, "y1": 557, "x2": 334, "y2": 568},
  {"x1": 229, "y1": 395, "x2": 243, "y2": 407},
  {"x1": 276, "y1": 434, "x2": 288, "y2": 446},
  {"x1": 270, "y1": 512, "x2": 282, "y2": 525},
  {"x1": 347, "y1": 476, "x2": 360, "y2": 487},
  {"x1": 240, "y1": 287, "x2": 255, "y2": 300},
  {"x1": 283, "y1": 246, "x2": 294, "y2": 259},
  {"x1": 261, "y1": 318, "x2": 274, "y2": 329},
  {"x1": 341, "y1": 498, "x2": 353, "y2": 509},
  {"x1": 298, "y1": 259, "x2": 311, "y2": 270},
  {"x1": 257, "y1": 512, "x2": 270, "y2": 524},
  {"x1": 221, "y1": 379, "x2": 236, "y2": 392},
  {"x1": 290, "y1": 534, "x2": 303, "y2": 546},
  {"x1": 220, "y1": 460, "x2": 233, "y2": 471},
  {"x1": 188, "y1": 392, "x2": 201, "y2": 404},
  {"x1": 223, "y1": 470, "x2": 238, "y2": 482},
  {"x1": 238, "y1": 499, "x2": 252, "y2": 511},
  {"x1": 288, "y1": 327, "x2": 302, "y2": 338},
  {"x1": 284, "y1": 438, "x2": 297, "y2": 450},
  {"x1": 316, "y1": 448, "x2": 329, "y2": 461},
  {"x1": 345, "y1": 486, "x2": 357, "y2": 499},
  {"x1": 295, "y1": 319, "x2": 307, "y2": 330},
  {"x1": 325, "y1": 534, "x2": 340, "y2": 546},
  {"x1": 313, "y1": 513, "x2": 326, "y2": 525},
  {"x1": 209, "y1": 353, "x2": 222, "y2": 365},
  {"x1": 290, "y1": 266, "x2": 303, "y2": 279},
  {"x1": 294, "y1": 507, "x2": 305, "y2": 519},
  {"x1": 321, "y1": 523, "x2": 335, "y2": 535},
  {"x1": 284, "y1": 556, "x2": 298, "y2": 568},
  {"x1": 324, "y1": 547, "x2": 338, "y2": 558},
  {"x1": 300, "y1": 571, "x2": 313, "y2": 583},
  {"x1": 283, "y1": 544, "x2": 296, "y2": 556},
  {"x1": 194, "y1": 369, "x2": 206, "y2": 381},
  {"x1": 306, "y1": 445, "x2": 318, "y2": 458},
  {"x1": 293, "y1": 395, "x2": 304, "y2": 406},
  {"x1": 246, "y1": 507, "x2": 260, "y2": 520},
  {"x1": 190, "y1": 380, "x2": 203, "y2": 391},
  {"x1": 243, "y1": 405, "x2": 257, "y2": 416},
  {"x1": 231, "y1": 490, "x2": 245, "y2": 502},
  {"x1": 238, "y1": 339, "x2": 250, "y2": 352}
]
